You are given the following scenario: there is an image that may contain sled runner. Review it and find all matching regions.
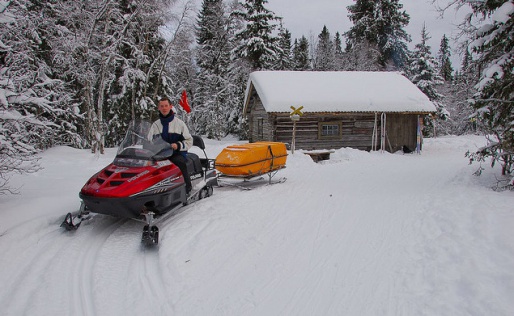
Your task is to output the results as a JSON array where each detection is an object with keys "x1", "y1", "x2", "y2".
[
  {"x1": 61, "y1": 120, "x2": 217, "y2": 246},
  {"x1": 216, "y1": 172, "x2": 287, "y2": 190}
]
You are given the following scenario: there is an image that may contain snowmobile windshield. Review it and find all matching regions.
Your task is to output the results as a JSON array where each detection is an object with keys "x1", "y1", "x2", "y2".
[{"x1": 114, "y1": 120, "x2": 173, "y2": 166}]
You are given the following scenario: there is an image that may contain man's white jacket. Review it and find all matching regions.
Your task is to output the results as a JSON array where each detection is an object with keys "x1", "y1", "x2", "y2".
[{"x1": 149, "y1": 116, "x2": 193, "y2": 154}]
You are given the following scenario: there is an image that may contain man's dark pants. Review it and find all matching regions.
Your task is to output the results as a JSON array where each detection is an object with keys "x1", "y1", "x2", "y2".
[{"x1": 170, "y1": 154, "x2": 192, "y2": 193}]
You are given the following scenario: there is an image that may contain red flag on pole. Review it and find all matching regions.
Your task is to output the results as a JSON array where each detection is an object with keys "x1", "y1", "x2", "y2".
[{"x1": 179, "y1": 90, "x2": 191, "y2": 113}]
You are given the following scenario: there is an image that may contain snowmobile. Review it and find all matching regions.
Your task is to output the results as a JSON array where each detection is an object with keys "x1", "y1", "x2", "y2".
[{"x1": 61, "y1": 120, "x2": 218, "y2": 245}]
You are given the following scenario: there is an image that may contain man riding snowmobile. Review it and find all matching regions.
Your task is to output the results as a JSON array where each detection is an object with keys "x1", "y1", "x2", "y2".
[{"x1": 149, "y1": 97, "x2": 193, "y2": 195}]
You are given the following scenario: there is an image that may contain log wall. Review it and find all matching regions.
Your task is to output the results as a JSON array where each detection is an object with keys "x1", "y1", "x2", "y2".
[
  {"x1": 246, "y1": 90, "x2": 421, "y2": 152},
  {"x1": 273, "y1": 113, "x2": 377, "y2": 151}
]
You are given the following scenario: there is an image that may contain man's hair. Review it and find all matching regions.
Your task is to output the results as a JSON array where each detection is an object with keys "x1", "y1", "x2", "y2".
[{"x1": 159, "y1": 96, "x2": 171, "y2": 104}]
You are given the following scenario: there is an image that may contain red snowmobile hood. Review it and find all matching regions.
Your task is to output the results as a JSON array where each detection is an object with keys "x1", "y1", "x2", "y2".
[{"x1": 80, "y1": 160, "x2": 182, "y2": 198}]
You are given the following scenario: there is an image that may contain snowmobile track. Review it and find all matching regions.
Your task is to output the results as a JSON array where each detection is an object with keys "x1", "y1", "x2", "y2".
[{"x1": 69, "y1": 218, "x2": 128, "y2": 315}]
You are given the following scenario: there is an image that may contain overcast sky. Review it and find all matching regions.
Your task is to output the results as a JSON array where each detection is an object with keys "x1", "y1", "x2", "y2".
[{"x1": 266, "y1": 0, "x2": 471, "y2": 67}]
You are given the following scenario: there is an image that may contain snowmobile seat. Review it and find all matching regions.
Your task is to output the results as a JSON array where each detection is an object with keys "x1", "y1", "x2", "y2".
[
  {"x1": 192, "y1": 135, "x2": 205, "y2": 150},
  {"x1": 186, "y1": 152, "x2": 202, "y2": 175}
]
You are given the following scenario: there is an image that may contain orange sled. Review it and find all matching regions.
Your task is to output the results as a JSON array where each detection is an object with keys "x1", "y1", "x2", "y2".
[{"x1": 215, "y1": 142, "x2": 287, "y2": 178}]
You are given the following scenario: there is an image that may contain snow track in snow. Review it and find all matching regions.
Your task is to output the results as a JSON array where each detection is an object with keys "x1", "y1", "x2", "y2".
[
  {"x1": 70, "y1": 217, "x2": 128, "y2": 316},
  {"x1": 0, "y1": 221, "x2": 64, "y2": 315},
  {"x1": 0, "y1": 215, "x2": 130, "y2": 315}
]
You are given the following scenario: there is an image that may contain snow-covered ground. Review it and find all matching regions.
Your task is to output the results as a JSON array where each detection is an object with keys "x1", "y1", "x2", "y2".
[{"x1": 0, "y1": 135, "x2": 513, "y2": 316}]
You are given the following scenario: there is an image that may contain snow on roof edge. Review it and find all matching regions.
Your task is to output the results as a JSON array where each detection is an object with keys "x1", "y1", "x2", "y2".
[{"x1": 246, "y1": 71, "x2": 437, "y2": 114}]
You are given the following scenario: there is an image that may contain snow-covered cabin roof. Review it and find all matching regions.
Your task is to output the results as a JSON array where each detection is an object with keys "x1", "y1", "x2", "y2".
[{"x1": 244, "y1": 71, "x2": 437, "y2": 114}]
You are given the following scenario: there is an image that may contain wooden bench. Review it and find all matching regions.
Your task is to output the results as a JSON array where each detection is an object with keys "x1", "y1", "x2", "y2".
[{"x1": 303, "y1": 150, "x2": 335, "y2": 163}]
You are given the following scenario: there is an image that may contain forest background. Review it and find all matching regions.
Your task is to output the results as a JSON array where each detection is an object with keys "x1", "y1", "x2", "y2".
[{"x1": 1, "y1": 0, "x2": 513, "y2": 193}]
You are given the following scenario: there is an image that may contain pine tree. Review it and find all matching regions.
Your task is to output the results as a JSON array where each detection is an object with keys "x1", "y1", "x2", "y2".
[
  {"x1": 166, "y1": 26, "x2": 196, "y2": 123},
  {"x1": 292, "y1": 36, "x2": 311, "y2": 70},
  {"x1": 275, "y1": 23, "x2": 293, "y2": 70},
  {"x1": 443, "y1": 46, "x2": 478, "y2": 135},
  {"x1": 407, "y1": 24, "x2": 449, "y2": 136},
  {"x1": 438, "y1": 34, "x2": 454, "y2": 82},
  {"x1": 460, "y1": 43, "x2": 473, "y2": 74},
  {"x1": 0, "y1": 0, "x2": 83, "y2": 147},
  {"x1": 314, "y1": 26, "x2": 335, "y2": 71},
  {"x1": 341, "y1": 40, "x2": 382, "y2": 71},
  {"x1": 106, "y1": 0, "x2": 179, "y2": 146},
  {"x1": 194, "y1": 0, "x2": 234, "y2": 139},
  {"x1": 47, "y1": 0, "x2": 179, "y2": 153},
  {"x1": 462, "y1": 0, "x2": 514, "y2": 175},
  {"x1": 233, "y1": 0, "x2": 281, "y2": 70},
  {"x1": 334, "y1": 32, "x2": 345, "y2": 70},
  {"x1": 345, "y1": 0, "x2": 411, "y2": 70}
]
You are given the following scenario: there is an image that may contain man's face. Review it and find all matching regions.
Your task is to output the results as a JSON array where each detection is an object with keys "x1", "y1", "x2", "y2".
[{"x1": 158, "y1": 100, "x2": 172, "y2": 116}]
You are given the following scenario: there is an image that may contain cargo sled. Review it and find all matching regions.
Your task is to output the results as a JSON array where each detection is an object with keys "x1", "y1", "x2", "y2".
[{"x1": 215, "y1": 142, "x2": 287, "y2": 188}]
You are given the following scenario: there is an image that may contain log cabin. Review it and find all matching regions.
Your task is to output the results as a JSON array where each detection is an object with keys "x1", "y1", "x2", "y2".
[{"x1": 243, "y1": 71, "x2": 437, "y2": 153}]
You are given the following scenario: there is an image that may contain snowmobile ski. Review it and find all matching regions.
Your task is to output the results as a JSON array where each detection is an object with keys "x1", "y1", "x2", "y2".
[
  {"x1": 142, "y1": 225, "x2": 159, "y2": 245},
  {"x1": 60, "y1": 206, "x2": 92, "y2": 231},
  {"x1": 61, "y1": 213, "x2": 80, "y2": 231}
]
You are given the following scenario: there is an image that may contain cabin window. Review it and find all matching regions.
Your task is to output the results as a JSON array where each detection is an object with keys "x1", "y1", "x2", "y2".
[
  {"x1": 257, "y1": 118, "x2": 264, "y2": 139},
  {"x1": 318, "y1": 122, "x2": 342, "y2": 139}
]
